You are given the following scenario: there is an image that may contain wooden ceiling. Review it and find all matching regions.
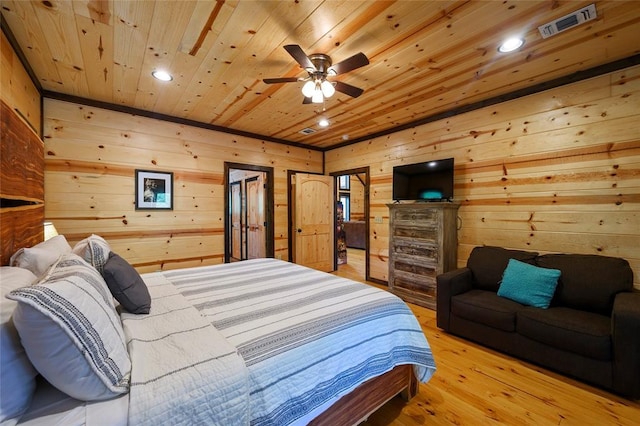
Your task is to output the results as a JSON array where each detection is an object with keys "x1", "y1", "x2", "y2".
[{"x1": 2, "y1": 1, "x2": 640, "y2": 150}]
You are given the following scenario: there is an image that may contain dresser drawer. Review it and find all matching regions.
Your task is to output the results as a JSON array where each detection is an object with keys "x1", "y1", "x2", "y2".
[
  {"x1": 392, "y1": 276, "x2": 436, "y2": 295},
  {"x1": 392, "y1": 259, "x2": 437, "y2": 279},
  {"x1": 392, "y1": 208, "x2": 439, "y2": 223},
  {"x1": 393, "y1": 226, "x2": 438, "y2": 241},
  {"x1": 392, "y1": 240, "x2": 440, "y2": 260}
]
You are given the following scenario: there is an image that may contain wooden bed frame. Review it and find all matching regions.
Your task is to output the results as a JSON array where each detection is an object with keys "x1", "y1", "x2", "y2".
[
  {"x1": 311, "y1": 363, "x2": 417, "y2": 425},
  {"x1": 0, "y1": 99, "x2": 418, "y2": 425}
]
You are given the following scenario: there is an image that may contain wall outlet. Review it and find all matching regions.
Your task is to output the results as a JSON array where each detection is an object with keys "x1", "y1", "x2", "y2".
[
  {"x1": 276, "y1": 254, "x2": 282, "y2": 260},
  {"x1": 374, "y1": 216, "x2": 383, "y2": 224}
]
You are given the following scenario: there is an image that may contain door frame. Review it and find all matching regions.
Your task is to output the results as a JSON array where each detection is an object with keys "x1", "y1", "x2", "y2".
[
  {"x1": 330, "y1": 167, "x2": 370, "y2": 281},
  {"x1": 224, "y1": 162, "x2": 274, "y2": 263}
]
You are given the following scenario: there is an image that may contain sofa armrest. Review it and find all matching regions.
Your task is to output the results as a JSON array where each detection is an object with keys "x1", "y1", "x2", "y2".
[
  {"x1": 612, "y1": 291, "x2": 640, "y2": 399},
  {"x1": 436, "y1": 267, "x2": 473, "y2": 331}
]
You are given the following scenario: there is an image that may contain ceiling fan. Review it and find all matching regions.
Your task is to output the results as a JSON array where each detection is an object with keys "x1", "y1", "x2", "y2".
[{"x1": 263, "y1": 44, "x2": 369, "y2": 104}]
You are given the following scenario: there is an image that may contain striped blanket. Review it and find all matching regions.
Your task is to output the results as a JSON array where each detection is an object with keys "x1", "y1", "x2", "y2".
[{"x1": 164, "y1": 258, "x2": 436, "y2": 425}]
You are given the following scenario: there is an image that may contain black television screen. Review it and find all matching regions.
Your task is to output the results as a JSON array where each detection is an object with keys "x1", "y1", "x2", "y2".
[{"x1": 393, "y1": 158, "x2": 454, "y2": 201}]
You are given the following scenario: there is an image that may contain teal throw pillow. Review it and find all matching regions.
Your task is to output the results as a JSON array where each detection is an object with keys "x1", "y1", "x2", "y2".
[{"x1": 497, "y1": 258, "x2": 561, "y2": 309}]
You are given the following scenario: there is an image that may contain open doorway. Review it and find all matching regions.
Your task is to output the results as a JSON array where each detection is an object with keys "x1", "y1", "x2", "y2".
[
  {"x1": 224, "y1": 162, "x2": 274, "y2": 263},
  {"x1": 331, "y1": 167, "x2": 370, "y2": 281}
]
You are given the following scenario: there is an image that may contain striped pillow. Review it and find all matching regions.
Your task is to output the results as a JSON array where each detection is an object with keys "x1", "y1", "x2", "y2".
[
  {"x1": 72, "y1": 234, "x2": 111, "y2": 273},
  {"x1": 7, "y1": 254, "x2": 131, "y2": 401}
]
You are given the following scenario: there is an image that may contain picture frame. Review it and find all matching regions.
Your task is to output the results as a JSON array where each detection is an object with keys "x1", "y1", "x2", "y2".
[{"x1": 135, "y1": 170, "x2": 173, "y2": 210}]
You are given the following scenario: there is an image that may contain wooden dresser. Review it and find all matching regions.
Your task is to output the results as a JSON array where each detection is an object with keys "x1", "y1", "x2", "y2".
[{"x1": 387, "y1": 202, "x2": 460, "y2": 310}]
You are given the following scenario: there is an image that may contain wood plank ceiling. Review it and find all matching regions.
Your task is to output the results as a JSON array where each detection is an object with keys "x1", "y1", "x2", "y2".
[{"x1": 2, "y1": 0, "x2": 640, "y2": 150}]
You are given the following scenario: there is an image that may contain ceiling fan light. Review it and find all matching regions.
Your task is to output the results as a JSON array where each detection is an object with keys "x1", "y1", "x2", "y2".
[
  {"x1": 311, "y1": 87, "x2": 324, "y2": 103},
  {"x1": 320, "y1": 80, "x2": 335, "y2": 98},
  {"x1": 301, "y1": 80, "x2": 315, "y2": 97}
]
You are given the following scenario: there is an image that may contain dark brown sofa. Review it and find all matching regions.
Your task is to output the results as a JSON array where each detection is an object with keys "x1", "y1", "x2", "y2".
[
  {"x1": 436, "y1": 245, "x2": 640, "y2": 398},
  {"x1": 343, "y1": 221, "x2": 365, "y2": 249}
]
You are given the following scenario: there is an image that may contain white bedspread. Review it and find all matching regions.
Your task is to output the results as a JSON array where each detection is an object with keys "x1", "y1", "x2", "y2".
[
  {"x1": 120, "y1": 273, "x2": 249, "y2": 426},
  {"x1": 163, "y1": 258, "x2": 436, "y2": 426}
]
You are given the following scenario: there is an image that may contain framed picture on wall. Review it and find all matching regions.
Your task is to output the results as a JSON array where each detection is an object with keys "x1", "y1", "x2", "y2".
[{"x1": 135, "y1": 170, "x2": 173, "y2": 210}]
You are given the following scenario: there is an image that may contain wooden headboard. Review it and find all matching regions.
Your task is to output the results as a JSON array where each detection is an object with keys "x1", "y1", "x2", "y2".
[{"x1": 0, "y1": 99, "x2": 44, "y2": 265}]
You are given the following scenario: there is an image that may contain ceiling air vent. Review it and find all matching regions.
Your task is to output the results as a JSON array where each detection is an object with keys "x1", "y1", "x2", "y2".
[
  {"x1": 299, "y1": 127, "x2": 316, "y2": 135},
  {"x1": 538, "y1": 3, "x2": 597, "y2": 39}
]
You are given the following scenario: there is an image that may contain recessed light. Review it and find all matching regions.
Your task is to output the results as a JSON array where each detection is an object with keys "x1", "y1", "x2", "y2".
[
  {"x1": 498, "y1": 37, "x2": 524, "y2": 53},
  {"x1": 318, "y1": 118, "x2": 330, "y2": 127},
  {"x1": 152, "y1": 70, "x2": 173, "y2": 81}
]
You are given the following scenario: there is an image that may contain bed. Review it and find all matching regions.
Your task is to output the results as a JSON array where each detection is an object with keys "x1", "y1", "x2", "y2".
[
  {"x1": 2, "y1": 243, "x2": 435, "y2": 425},
  {"x1": 0, "y1": 235, "x2": 435, "y2": 425},
  {"x1": 1, "y1": 100, "x2": 436, "y2": 425}
]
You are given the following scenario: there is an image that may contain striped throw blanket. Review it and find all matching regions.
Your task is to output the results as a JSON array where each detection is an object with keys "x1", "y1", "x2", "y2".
[{"x1": 164, "y1": 258, "x2": 436, "y2": 426}]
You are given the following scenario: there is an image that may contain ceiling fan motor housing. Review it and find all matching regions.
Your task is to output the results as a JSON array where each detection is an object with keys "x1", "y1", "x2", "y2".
[{"x1": 307, "y1": 54, "x2": 332, "y2": 75}]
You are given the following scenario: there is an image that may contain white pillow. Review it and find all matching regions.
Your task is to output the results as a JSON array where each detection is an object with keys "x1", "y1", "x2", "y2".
[
  {"x1": 72, "y1": 234, "x2": 111, "y2": 273},
  {"x1": 9, "y1": 235, "x2": 72, "y2": 278},
  {"x1": 0, "y1": 267, "x2": 39, "y2": 424},
  {"x1": 7, "y1": 254, "x2": 131, "y2": 401}
]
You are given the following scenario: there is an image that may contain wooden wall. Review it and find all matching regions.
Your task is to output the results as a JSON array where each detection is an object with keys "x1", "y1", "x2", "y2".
[
  {"x1": 1, "y1": 30, "x2": 40, "y2": 135},
  {"x1": 1, "y1": 99, "x2": 44, "y2": 265},
  {"x1": 43, "y1": 98, "x2": 323, "y2": 272},
  {"x1": 325, "y1": 65, "x2": 640, "y2": 289},
  {"x1": 1, "y1": 30, "x2": 44, "y2": 265},
  {"x1": 349, "y1": 174, "x2": 365, "y2": 221}
]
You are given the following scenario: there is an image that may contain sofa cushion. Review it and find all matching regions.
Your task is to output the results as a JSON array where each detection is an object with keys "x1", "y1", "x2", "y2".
[
  {"x1": 467, "y1": 246, "x2": 538, "y2": 292},
  {"x1": 536, "y1": 254, "x2": 633, "y2": 315},
  {"x1": 451, "y1": 289, "x2": 522, "y2": 332},
  {"x1": 497, "y1": 259, "x2": 560, "y2": 309},
  {"x1": 517, "y1": 307, "x2": 611, "y2": 361}
]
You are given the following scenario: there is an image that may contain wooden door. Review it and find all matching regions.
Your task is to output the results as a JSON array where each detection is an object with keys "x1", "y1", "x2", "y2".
[
  {"x1": 293, "y1": 173, "x2": 334, "y2": 272},
  {"x1": 246, "y1": 176, "x2": 265, "y2": 259},
  {"x1": 230, "y1": 182, "x2": 242, "y2": 261}
]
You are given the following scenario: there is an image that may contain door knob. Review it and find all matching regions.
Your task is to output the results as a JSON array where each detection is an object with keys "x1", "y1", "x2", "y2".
[{"x1": 297, "y1": 228, "x2": 302, "y2": 233}]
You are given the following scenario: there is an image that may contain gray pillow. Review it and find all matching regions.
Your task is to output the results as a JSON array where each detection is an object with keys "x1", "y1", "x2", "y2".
[{"x1": 101, "y1": 252, "x2": 151, "y2": 314}]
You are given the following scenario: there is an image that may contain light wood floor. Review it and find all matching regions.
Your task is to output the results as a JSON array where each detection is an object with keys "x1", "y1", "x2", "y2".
[{"x1": 334, "y1": 249, "x2": 640, "y2": 425}]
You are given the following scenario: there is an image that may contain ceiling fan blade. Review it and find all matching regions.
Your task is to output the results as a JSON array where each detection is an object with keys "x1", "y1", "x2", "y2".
[
  {"x1": 334, "y1": 81, "x2": 364, "y2": 98},
  {"x1": 284, "y1": 44, "x2": 315, "y2": 71},
  {"x1": 302, "y1": 96, "x2": 312, "y2": 104},
  {"x1": 263, "y1": 77, "x2": 301, "y2": 84},
  {"x1": 329, "y1": 52, "x2": 369, "y2": 75}
]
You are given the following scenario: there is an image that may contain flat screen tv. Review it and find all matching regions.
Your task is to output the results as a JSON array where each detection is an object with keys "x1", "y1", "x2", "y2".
[{"x1": 392, "y1": 158, "x2": 454, "y2": 201}]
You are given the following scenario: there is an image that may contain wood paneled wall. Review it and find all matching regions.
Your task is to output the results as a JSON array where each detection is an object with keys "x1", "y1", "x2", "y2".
[
  {"x1": 1, "y1": 100, "x2": 44, "y2": 265},
  {"x1": 325, "y1": 65, "x2": 640, "y2": 289},
  {"x1": 349, "y1": 175, "x2": 365, "y2": 221},
  {"x1": 38, "y1": 64, "x2": 640, "y2": 288},
  {"x1": 1, "y1": 30, "x2": 40, "y2": 135},
  {"x1": 1, "y1": 32, "x2": 44, "y2": 265},
  {"x1": 43, "y1": 98, "x2": 323, "y2": 272}
]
